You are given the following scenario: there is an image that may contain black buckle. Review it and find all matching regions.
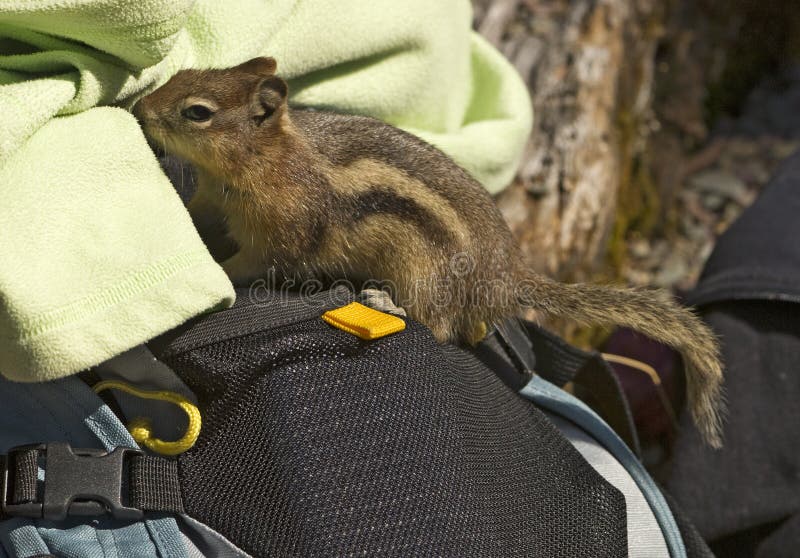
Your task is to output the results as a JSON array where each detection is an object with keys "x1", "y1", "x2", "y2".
[
  {"x1": 1, "y1": 443, "x2": 144, "y2": 521},
  {"x1": 494, "y1": 319, "x2": 536, "y2": 375}
]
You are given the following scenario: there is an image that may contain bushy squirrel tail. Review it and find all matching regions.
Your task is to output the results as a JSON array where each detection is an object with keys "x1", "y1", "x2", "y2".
[{"x1": 517, "y1": 271, "x2": 725, "y2": 448}]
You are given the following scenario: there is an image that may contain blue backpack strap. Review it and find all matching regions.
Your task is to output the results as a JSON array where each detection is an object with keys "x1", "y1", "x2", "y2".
[
  {"x1": 0, "y1": 375, "x2": 188, "y2": 558},
  {"x1": 520, "y1": 375, "x2": 687, "y2": 558}
]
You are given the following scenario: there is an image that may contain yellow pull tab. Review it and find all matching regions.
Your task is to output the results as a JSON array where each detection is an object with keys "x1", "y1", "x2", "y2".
[{"x1": 322, "y1": 302, "x2": 406, "y2": 340}]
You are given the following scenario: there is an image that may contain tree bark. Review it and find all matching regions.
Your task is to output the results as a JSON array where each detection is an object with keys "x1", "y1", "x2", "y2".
[{"x1": 474, "y1": 0, "x2": 664, "y2": 280}]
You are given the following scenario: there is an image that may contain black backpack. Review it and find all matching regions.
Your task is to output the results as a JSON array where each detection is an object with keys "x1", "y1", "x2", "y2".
[{"x1": 1, "y1": 284, "x2": 712, "y2": 557}]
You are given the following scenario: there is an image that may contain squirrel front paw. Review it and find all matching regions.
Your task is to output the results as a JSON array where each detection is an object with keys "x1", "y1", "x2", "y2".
[{"x1": 357, "y1": 288, "x2": 407, "y2": 317}]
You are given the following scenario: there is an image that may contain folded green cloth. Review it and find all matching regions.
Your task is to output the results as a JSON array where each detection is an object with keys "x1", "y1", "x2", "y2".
[{"x1": 0, "y1": 0, "x2": 532, "y2": 382}]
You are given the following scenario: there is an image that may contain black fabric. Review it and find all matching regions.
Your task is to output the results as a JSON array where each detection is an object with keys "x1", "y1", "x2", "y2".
[
  {"x1": 669, "y1": 150, "x2": 800, "y2": 555},
  {"x1": 128, "y1": 455, "x2": 184, "y2": 514},
  {"x1": 150, "y1": 286, "x2": 352, "y2": 357},
  {"x1": 668, "y1": 301, "x2": 800, "y2": 548},
  {"x1": 751, "y1": 515, "x2": 800, "y2": 558},
  {"x1": 155, "y1": 288, "x2": 629, "y2": 558},
  {"x1": 709, "y1": 519, "x2": 789, "y2": 558},
  {"x1": 687, "y1": 149, "x2": 800, "y2": 307},
  {"x1": 662, "y1": 487, "x2": 715, "y2": 558}
]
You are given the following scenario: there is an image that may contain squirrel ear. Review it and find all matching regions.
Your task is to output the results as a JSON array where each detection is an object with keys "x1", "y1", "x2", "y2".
[
  {"x1": 237, "y1": 56, "x2": 277, "y2": 76},
  {"x1": 253, "y1": 76, "x2": 288, "y2": 123}
]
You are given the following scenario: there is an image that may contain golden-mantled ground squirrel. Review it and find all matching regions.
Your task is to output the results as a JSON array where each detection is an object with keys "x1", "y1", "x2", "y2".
[{"x1": 135, "y1": 57, "x2": 724, "y2": 447}]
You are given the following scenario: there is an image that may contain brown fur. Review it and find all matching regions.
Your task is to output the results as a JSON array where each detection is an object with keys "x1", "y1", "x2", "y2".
[{"x1": 134, "y1": 57, "x2": 725, "y2": 447}]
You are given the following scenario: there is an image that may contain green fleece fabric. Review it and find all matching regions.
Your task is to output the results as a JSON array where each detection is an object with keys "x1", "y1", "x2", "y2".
[{"x1": 0, "y1": 0, "x2": 532, "y2": 382}]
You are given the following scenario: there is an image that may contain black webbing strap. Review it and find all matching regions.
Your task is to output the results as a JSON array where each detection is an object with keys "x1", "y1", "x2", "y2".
[
  {"x1": 128, "y1": 453, "x2": 184, "y2": 514},
  {"x1": 488, "y1": 319, "x2": 641, "y2": 457},
  {"x1": 11, "y1": 449, "x2": 38, "y2": 504},
  {"x1": 1, "y1": 444, "x2": 183, "y2": 520},
  {"x1": 523, "y1": 323, "x2": 592, "y2": 387}
]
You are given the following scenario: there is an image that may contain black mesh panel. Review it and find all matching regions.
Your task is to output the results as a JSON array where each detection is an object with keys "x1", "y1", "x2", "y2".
[{"x1": 161, "y1": 309, "x2": 627, "y2": 557}]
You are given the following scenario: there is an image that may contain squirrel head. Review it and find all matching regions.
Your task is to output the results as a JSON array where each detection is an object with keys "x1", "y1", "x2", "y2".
[{"x1": 134, "y1": 57, "x2": 289, "y2": 175}]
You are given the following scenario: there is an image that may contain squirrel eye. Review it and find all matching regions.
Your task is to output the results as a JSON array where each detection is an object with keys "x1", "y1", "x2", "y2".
[{"x1": 182, "y1": 104, "x2": 214, "y2": 122}]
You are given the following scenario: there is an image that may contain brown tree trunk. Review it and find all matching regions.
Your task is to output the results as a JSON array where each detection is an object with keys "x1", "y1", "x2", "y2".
[{"x1": 474, "y1": 0, "x2": 664, "y2": 281}]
